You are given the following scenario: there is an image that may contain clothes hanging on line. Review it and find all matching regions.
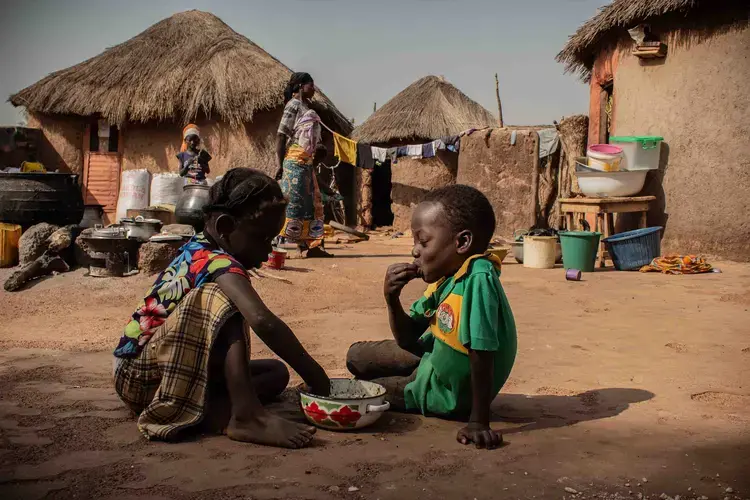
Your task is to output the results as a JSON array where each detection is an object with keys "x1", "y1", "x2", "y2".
[
  {"x1": 371, "y1": 146, "x2": 388, "y2": 163},
  {"x1": 357, "y1": 142, "x2": 374, "y2": 170},
  {"x1": 441, "y1": 135, "x2": 460, "y2": 153},
  {"x1": 422, "y1": 141, "x2": 435, "y2": 158},
  {"x1": 406, "y1": 144, "x2": 422, "y2": 158},
  {"x1": 333, "y1": 133, "x2": 357, "y2": 165}
]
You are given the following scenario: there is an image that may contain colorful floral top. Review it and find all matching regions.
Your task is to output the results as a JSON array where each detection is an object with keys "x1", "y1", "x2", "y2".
[{"x1": 114, "y1": 233, "x2": 248, "y2": 358}]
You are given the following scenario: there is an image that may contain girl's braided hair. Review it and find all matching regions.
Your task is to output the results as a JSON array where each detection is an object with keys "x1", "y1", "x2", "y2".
[{"x1": 203, "y1": 168, "x2": 287, "y2": 220}]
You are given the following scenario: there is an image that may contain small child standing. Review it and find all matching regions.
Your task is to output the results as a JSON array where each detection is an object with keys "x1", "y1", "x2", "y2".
[
  {"x1": 346, "y1": 184, "x2": 516, "y2": 449},
  {"x1": 177, "y1": 124, "x2": 211, "y2": 185}
]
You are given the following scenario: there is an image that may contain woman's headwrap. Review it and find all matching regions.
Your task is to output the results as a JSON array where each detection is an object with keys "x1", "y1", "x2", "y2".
[{"x1": 181, "y1": 123, "x2": 200, "y2": 152}]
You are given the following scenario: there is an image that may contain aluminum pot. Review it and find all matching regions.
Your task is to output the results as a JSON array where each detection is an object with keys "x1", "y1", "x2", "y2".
[
  {"x1": 120, "y1": 216, "x2": 162, "y2": 242},
  {"x1": 175, "y1": 184, "x2": 210, "y2": 232}
]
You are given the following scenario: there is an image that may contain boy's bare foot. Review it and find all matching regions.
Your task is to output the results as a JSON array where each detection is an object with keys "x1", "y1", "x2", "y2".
[{"x1": 227, "y1": 412, "x2": 316, "y2": 449}]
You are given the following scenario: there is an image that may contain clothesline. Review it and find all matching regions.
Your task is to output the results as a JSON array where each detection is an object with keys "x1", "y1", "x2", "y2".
[
  {"x1": 325, "y1": 127, "x2": 472, "y2": 171},
  {"x1": 320, "y1": 123, "x2": 559, "y2": 170}
]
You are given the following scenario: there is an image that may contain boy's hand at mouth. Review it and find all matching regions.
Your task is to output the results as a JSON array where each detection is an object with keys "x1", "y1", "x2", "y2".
[{"x1": 384, "y1": 263, "x2": 421, "y2": 298}]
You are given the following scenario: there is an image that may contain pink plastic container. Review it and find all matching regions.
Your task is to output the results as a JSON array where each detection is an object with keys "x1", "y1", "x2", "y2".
[{"x1": 586, "y1": 144, "x2": 624, "y2": 172}]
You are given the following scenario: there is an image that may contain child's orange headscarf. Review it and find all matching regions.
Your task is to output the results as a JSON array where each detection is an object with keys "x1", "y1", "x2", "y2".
[{"x1": 180, "y1": 124, "x2": 200, "y2": 152}]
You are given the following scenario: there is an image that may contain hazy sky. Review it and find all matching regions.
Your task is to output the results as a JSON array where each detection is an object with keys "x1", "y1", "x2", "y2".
[{"x1": 0, "y1": 0, "x2": 604, "y2": 127}]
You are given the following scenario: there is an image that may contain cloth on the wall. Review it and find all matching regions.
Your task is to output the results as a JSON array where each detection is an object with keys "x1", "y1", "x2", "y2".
[
  {"x1": 510, "y1": 130, "x2": 517, "y2": 146},
  {"x1": 422, "y1": 141, "x2": 435, "y2": 158},
  {"x1": 537, "y1": 128, "x2": 560, "y2": 158},
  {"x1": 371, "y1": 146, "x2": 388, "y2": 163},
  {"x1": 434, "y1": 139, "x2": 446, "y2": 151},
  {"x1": 333, "y1": 133, "x2": 357, "y2": 165},
  {"x1": 357, "y1": 142, "x2": 374, "y2": 170}
]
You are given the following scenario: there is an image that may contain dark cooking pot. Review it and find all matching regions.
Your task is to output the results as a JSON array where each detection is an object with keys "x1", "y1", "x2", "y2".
[{"x1": 175, "y1": 184, "x2": 210, "y2": 232}]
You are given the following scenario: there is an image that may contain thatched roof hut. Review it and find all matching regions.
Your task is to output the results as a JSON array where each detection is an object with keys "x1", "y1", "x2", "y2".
[
  {"x1": 10, "y1": 10, "x2": 351, "y2": 133},
  {"x1": 353, "y1": 76, "x2": 496, "y2": 230},
  {"x1": 556, "y1": 0, "x2": 750, "y2": 261},
  {"x1": 8, "y1": 10, "x2": 354, "y2": 225},
  {"x1": 556, "y1": 0, "x2": 747, "y2": 81},
  {"x1": 352, "y1": 75, "x2": 495, "y2": 145}
]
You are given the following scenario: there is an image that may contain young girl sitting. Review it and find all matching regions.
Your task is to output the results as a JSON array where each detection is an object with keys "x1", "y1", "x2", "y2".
[{"x1": 113, "y1": 168, "x2": 330, "y2": 449}]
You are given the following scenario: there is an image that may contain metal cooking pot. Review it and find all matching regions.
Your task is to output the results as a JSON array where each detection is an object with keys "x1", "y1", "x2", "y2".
[
  {"x1": 119, "y1": 216, "x2": 162, "y2": 242},
  {"x1": 175, "y1": 184, "x2": 210, "y2": 232},
  {"x1": 89, "y1": 226, "x2": 129, "y2": 239}
]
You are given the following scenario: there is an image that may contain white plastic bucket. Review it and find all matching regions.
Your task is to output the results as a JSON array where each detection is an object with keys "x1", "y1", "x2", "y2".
[
  {"x1": 523, "y1": 236, "x2": 558, "y2": 269},
  {"x1": 609, "y1": 136, "x2": 663, "y2": 171},
  {"x1": 586, "y1": 144, "x2": 623, "y2": 172}
]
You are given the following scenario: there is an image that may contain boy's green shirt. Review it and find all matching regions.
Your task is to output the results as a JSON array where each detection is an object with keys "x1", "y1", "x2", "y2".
[{"x1": 404, "y1": 253, "x2": 517, "y2": 416}]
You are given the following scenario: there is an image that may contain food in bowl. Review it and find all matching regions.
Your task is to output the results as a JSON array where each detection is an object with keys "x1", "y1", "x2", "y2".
[{"x1": 299, "y1": 378, "x2": 390, "y2": 431}]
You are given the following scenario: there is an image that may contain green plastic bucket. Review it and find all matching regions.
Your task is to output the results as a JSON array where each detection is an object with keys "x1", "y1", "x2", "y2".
[{"x1": 559, "y1": 231, "x2": 602, "y2": 272}]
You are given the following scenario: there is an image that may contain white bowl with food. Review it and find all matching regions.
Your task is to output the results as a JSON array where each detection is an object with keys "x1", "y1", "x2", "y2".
[{"x1": 299, "y1": 378, "x2": 390, "y2": 431}]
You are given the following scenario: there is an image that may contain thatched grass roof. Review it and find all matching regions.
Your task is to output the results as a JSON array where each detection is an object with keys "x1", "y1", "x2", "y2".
[
  {"x1": 556, "y1": 0, "x2": 738, "y2": 80},
  {"x1": 9, "y1": 10, "x2": 352, "y2": 133},
  {"x1": 352, "y1": 76, "x2": 496, "y2": 145}
]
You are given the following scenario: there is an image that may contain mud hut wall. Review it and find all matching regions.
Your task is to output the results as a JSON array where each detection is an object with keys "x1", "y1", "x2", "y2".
[
  {"x1": 121, "y1": 108, "x2": 284, "y2": 179},
  {"x1": 606, "y1": 23, "x2": 750, "y2": 261},
  {"x1": 390, "y1": 151, "x2": 458, "y2": 230},
  {"x1": 26, "y1": 113, "x2": 86, "y2": 174},
  {"x1": 456, "y1": 129, "x2": 537, "y2": 239}
]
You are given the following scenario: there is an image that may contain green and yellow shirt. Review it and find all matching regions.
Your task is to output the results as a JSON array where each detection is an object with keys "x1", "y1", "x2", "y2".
[{"x1": 404, "y1": 253, "x2": 517, "y2": 417}]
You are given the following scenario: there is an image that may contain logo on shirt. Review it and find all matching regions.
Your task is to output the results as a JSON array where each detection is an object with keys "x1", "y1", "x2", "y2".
[{"x1": 437, "y1": 303, "x2": 455, "y2": 333}]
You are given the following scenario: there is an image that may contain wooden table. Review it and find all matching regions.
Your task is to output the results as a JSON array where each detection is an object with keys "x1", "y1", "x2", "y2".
[{"x1": 558, "y1": 196, "x2": 656, "y2": 268}]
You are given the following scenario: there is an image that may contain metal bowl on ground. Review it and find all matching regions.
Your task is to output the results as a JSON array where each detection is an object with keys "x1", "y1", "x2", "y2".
[{"x1": 299, "y1": 378, "x2": 390, "y2": 431}]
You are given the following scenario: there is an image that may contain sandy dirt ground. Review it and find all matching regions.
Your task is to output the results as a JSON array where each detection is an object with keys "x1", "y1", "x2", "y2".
[{"x1": 1, "y1": 234, "x2": 749, "y2": 500}]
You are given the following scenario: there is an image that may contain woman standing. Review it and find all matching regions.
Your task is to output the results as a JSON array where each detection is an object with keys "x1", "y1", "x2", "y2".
[{"x1": 274, "y1": 73, "x2": 331, "y2": 258}]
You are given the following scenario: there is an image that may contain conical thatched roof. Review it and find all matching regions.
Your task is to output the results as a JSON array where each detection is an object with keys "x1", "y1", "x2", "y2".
[
  {"x1": 352, "y1": 76, "x2": 496, "y2": 145},
  {"x1": 9, "y1": 10, "x2": 352, "y2": 133},
  {"x1": 556, "y1": 0, "x2": 746, "y2": 80}
]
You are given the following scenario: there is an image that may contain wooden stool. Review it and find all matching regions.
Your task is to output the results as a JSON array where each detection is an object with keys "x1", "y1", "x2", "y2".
[{"x1": 558, "y1": 196, "x2": 656, "y2": 268}]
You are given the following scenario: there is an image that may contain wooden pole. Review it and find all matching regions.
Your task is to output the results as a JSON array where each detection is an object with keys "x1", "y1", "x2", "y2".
[
  {"x1": 495, "y1": 73, "x2": 504, "y2": 128},
  {"x1": 373, "y1": 102, "x2": 377, "y2": 113},
  {"x1": 529, "y1": 132, "x2": 540, "y2": 228}
]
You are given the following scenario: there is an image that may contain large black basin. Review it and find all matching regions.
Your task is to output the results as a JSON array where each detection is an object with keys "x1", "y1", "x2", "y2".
[{"x1": 0, "y1": 173, "x2": 84, "y2": 227}]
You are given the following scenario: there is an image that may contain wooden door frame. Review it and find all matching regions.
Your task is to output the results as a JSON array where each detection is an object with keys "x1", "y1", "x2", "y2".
[{"x1": 82, "y1": 120, "x2": 125, "y2": 217}]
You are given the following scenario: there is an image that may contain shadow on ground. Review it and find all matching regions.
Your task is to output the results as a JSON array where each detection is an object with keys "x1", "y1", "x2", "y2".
[{"x1": 493, "y1": 388, "x2": 655, "y2": 434}]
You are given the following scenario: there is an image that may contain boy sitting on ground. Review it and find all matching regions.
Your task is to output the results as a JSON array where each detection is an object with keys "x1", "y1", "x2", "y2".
[{"x1": 346, "y1": 185, "x2": 516, "y2": 449}]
